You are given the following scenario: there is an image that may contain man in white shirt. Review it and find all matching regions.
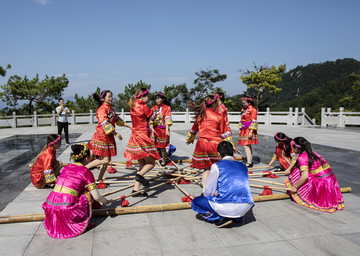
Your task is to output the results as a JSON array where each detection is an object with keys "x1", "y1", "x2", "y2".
[
  {"x1": 56, "y1": 98, "x2": 70, "y2": 144},
  {"x1": 191, "y1": 141, "x2": 254, "y2": 228}
]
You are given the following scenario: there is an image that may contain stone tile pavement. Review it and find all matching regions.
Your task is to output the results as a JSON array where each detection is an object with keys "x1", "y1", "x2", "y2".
[{"x1": 0, "y1": 123, "x2": 360, "y2": 255}]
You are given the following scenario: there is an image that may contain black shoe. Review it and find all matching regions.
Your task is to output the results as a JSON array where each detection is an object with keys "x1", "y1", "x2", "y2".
[
  {"x1": 132, "y1": 190, "x2": 148, "y2": 197},
  {"x1": 135, "y1": 174, "x2": 150, "y2": 186},
  {"x1": 215, "y1": 218, "x2": 233, "y2": 228},
  {"x1": 160, "y1": 159, "x2": 171, "y2": 167},
  {"x1": 245, "y1": 163, "x2": 253, "y2": 168}
]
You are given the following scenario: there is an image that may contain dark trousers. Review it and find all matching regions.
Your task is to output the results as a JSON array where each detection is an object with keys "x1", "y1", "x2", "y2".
[{"x1": 57, "y1": 121, "x2": 69, "y2": 143}]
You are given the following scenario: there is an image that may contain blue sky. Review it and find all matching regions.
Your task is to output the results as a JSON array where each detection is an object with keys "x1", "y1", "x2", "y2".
[{"x1": 1, "y1": 0, "x2": 359, "y2": 102}]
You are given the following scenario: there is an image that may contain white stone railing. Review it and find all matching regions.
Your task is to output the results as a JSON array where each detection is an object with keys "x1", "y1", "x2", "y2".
[
  {"x1": 321, "y1": 107, "x2": 360, "y2": 127},
  {"x1": 0, "y1": 107, "x2": 315, "y2": 128}
]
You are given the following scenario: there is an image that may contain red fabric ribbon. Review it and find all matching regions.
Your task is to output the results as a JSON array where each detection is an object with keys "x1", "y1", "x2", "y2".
[
  {"x1": 260, "y1": 186, "x2": 273, "y2": 196},
  {"x1": 262, "y1": 171, "x2": 279, "y2": 178},
  {"x1": 121, "y1": 195, "x2": 129, "y2": 207},
  {"x1": 178, "y1": 179, "x2": 191, "y2": 184},
  {"x1": 97, "y1": 181, "x2": 107, "y2": 189},
  {"x1": 107, "y1": 166, "x2": 117, "y2": 174},
  {"x1": 167, "y1": 161, "x2": 174, "y2": 166},
  {"x1": 126, "y1": 160, "x2": 133, "y2": 167},
  {"x1": 93, "y1": 201, "x2": 102, "y2": 209},
  {"x1": 248, "y1": 171, "x2": 253, "y2": 174},
  {"x1": 181, "y1": 195, "x2": 193, "y2": 202}
]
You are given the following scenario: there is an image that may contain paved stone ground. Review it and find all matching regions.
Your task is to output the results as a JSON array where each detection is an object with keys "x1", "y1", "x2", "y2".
[{"x1": 0, "y1": 123, "x2": 360, "y2": 256}]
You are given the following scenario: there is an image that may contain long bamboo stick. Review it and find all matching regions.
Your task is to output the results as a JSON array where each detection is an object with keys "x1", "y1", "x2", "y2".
[
  {"x1": 249, "y1": 178, "x2": 285, "y2": 186},
  {"x1": 173, "y1": 183, "x2": 194, "y2": 199},
  {"x1": 96, "y1": 180, "x2": 134, "y2": 184},
  {"x1": 101, "y1": 173, "x2": 165, "y2": 197},
  {"x1": 250, "y1": 184, "x2": 290, "y2": 191},
  {"x1": 0, "y1": 187, "x2": 352, "y2": 224},
  {"x1": 248, "y1": 166, "x2": 269, "y2": 170},
  {"x1": 249, "y1": 171, "x2": 286, "y2": 177},
  {"x1": 109, "y1": 177, "x2": 181, "y2": 202}
]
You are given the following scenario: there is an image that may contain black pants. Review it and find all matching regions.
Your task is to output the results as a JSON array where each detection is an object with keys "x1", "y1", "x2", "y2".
[{"x1": 57, "y1": 121, "x2": 69, "y2": 143}]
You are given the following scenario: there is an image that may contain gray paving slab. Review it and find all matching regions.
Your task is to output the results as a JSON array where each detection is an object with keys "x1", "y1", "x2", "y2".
[
  {"x1": 226, "y1": 241, "x2": 306, "y2": 256},
  {"x1": 0, "y1": 123, "x2": 360, "y2": 256},
  {"x1": 288, "y1": 234, "x2": 360, "y2": 256}
]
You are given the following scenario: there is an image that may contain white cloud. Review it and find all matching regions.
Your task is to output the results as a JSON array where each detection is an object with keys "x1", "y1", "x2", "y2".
[{"x1": 33, "y1": 0, "x2": 50, "y2": 5}]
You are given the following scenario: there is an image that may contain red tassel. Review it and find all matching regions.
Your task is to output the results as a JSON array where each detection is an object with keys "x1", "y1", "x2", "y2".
[
  {"x1": 189, "y1": 161, "x2": 193, "y2": 167},
  {"x1": 260, "y1": 186, "x2": 273, "y2": 196},
  {"x1": 248, "y1": 170, "x2": 253, "y2": 174},
  {"x1": 97, "y1": 181, "x2": 107, "y2": 189},
  {"x1": 93, "y1": 201, "x2": 102, "y2": 209},
  {"x1": 120, "y1": 195, "x2": 129, "y2": 207},
  {"x1": 126, "y1": 160, "x2": 133, "y2": 167},
  {"x1": 181, "y1": 195, "x2": 193, "y2": 202},
  {"x1": 107, "y1": 166, "x2": 117, "y2": 174},
  {"x1": 262, "y1": 171, "x2": 279, "y2": 178},
  {"x1": 167, "y1": 161, "x2": 174, "y2": 166},
  {"x1": 178, "y1": 179, "x2": 191, "y2": 184}
]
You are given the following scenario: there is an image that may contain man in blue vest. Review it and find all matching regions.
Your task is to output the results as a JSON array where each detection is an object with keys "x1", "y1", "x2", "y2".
[{"x1": 191, "y1": 141, "x2": 254, "y2": 228}]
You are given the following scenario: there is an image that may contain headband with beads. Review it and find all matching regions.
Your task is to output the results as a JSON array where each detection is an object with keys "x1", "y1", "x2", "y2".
[
  {"x1": 241, "y1": 96, "x2": 253, "y2": 102},
  {"x1": 48, "y1": 135, "x2": 61, "y2": 147},
  {"x1": 292, "y1": 141, "x2": 302, "y2": 148},
  {"x1": 136, "y1": 89, "x2": 150, "y2": 99},
  {"x1": 155, "y1": 92, "x2": 165, "y2": 97},
  {"x1": 71, "y1": 143, "x2": 89, "y2": 161},
  {"x1": 205, "y1": 95, "x2": 218, "y2": 106},
  {"x1": 100, "y1": 89, "x2": 112, "y2": 98},
  {"x1": 274, "y1": 132, "x2": 287, "y2": 142}
]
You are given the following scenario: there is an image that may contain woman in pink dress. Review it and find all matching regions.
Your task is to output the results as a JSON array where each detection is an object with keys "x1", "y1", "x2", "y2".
[
  {"x1": 42, "y1": 143, "x2": 110, "y2": 239},
  {"x1": 284, "y1": 137, "x2": 344, "y2": 213}
]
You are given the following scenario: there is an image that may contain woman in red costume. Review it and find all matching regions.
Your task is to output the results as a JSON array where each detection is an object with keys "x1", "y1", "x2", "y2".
[
  {"x1": 87, "y1": 89, "x2": 131, "y2": 181},
  {"x1": 30, "y1": 134, "x2": 63, "y2": 188},
  {"x1": 238, "y1": 96, "x2": 258, "y2": 167},
  {"x1": 185, "y1": 94, "x2": 234, "y2": 191},
  {"x1": 124, "y1": 88, "x2": 161, "y2": 196},
  {"x1": 150, "y1": 92, "x2": 173, "y2": 166}
]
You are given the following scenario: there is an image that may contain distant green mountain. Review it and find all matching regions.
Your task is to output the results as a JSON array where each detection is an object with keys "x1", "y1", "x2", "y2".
[{"x1": 261, "y1": 58, "x2": 360, "y2": 123}]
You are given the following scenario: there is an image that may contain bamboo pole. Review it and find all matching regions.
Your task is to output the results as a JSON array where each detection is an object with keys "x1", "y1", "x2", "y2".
[
  {"x1": 109, "y1": 177, "x2": 181, "y2": 202},
  {"x1": 101, "y1": 173, "x2": 165, "y2": 197},
  {"x1": 193, "y1": 180, "x2": 203, "y2": 188},
  {"x1": 249, "y1": 171, "x2": 286, "y2": 177},
  {"x1": 250, "y1": 184, "x2": 290, "y2": 191},
  {"x1": 249, "y1": 178, "x2": 285, "y2": 186},
  {"x1": 96, "y1": 180, "x2": 135, "y2": 184},
  {"x1": 248, "y1": 166, "x2": 269, "y2": 170},
  {"x1": 0, "y1": 187, "x2": 352, "y2": 224},
  {"x1": 173, "y1": 183, "x2": 194, "y2": 199}
]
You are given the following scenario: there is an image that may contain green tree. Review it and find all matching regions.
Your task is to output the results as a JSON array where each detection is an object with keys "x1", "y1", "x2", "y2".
[
  {"x1": 156, "y1": 83, "x2": 191, "y2": 111},
  {"x1": 0, "y1": 64, "x2": 11, "y2": 77},
  {"x1": 67, "y1": 87, "x2": 101, "y2": 113},
  {"x1": 240, "y1": 63, "x2": 286, "y2": 109},
  {"x1": 116, "y1": 80, "x2": 151, "y2": 111},
  {"x1": 190, "y1": 69, "x2": 227, "y2": 104},
  {"x1": 0, "y1": 74, "x2": 68, "y2": 115}
]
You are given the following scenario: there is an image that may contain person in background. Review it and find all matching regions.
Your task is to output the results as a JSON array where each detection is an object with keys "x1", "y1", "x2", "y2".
[{"x1": 56, "y1": 98, "x2": 70, "y2": 144}]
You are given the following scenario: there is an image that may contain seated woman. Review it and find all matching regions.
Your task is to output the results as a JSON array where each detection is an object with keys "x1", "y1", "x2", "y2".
[
  {"x1": 30, "y1": 134, "x2": 63, "y2": 189},
  {"x1": 267, "y1": 132, "x2": 298, "y2": 173},
  {"x1": 42, "y1": 143, "x2": 110, "y2": 239},
  {"x1": 285, "y1": 137, "x2": 345, "y2": 213}
]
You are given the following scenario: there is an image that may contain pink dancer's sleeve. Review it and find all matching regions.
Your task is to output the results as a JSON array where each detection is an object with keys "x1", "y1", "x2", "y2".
[{"x1": 84, "y1": 168, "x2": 97, "y2": 191}]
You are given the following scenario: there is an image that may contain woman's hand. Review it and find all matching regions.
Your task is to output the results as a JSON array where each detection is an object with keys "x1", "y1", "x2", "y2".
[
  {"x1": 233, "y1": 146, "x2": 241, "y2": 155},
  {"x1": 267, "y1": 164, "x2": 272, "y2": 170},
  {"x1": 115, "y1": 133, "x2": 122, "y2": 140},
  {"x1": 102, "y1": 199, "x2": 111, "y2": 206},
  {"x1": 166, "y1": 129, "x2": 171, "y2": 137},
  {"x1": 289, "y1": 187, "x2": 297, "y2": 193},
  {"x1": 186, "y1": 140, "x2": 194, "y2": 145},
  {"x1": 284, "y1": 169, "x2": 291, "y2": 176},
  {"x1": 248, "y1": 131, "x2": 253, "y2": 139}
]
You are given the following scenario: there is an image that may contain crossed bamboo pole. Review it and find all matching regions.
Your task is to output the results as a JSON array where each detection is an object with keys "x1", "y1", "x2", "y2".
[{"x1": 0, "y1": 187, "x2": 352, "y2": 224}]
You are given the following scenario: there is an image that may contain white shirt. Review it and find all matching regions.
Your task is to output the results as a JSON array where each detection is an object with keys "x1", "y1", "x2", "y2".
[
  {"x1": 56, "y1": 106, "x2": 70, "y2": 123},
  {"x1": 204, "y1": 156, "x2": 253, "y2": 218}
]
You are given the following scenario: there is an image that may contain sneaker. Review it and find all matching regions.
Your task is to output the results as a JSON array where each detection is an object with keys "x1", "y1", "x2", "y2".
[
  {"x1": 135, "y1": 174, "x2": 150, "y2": 186},
  {"x1": 132, "y1": 190, "x2": 148, "y2": 197},
  {"x1": 215, "y1": 218, "x2": 233, "y2": 228}
]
